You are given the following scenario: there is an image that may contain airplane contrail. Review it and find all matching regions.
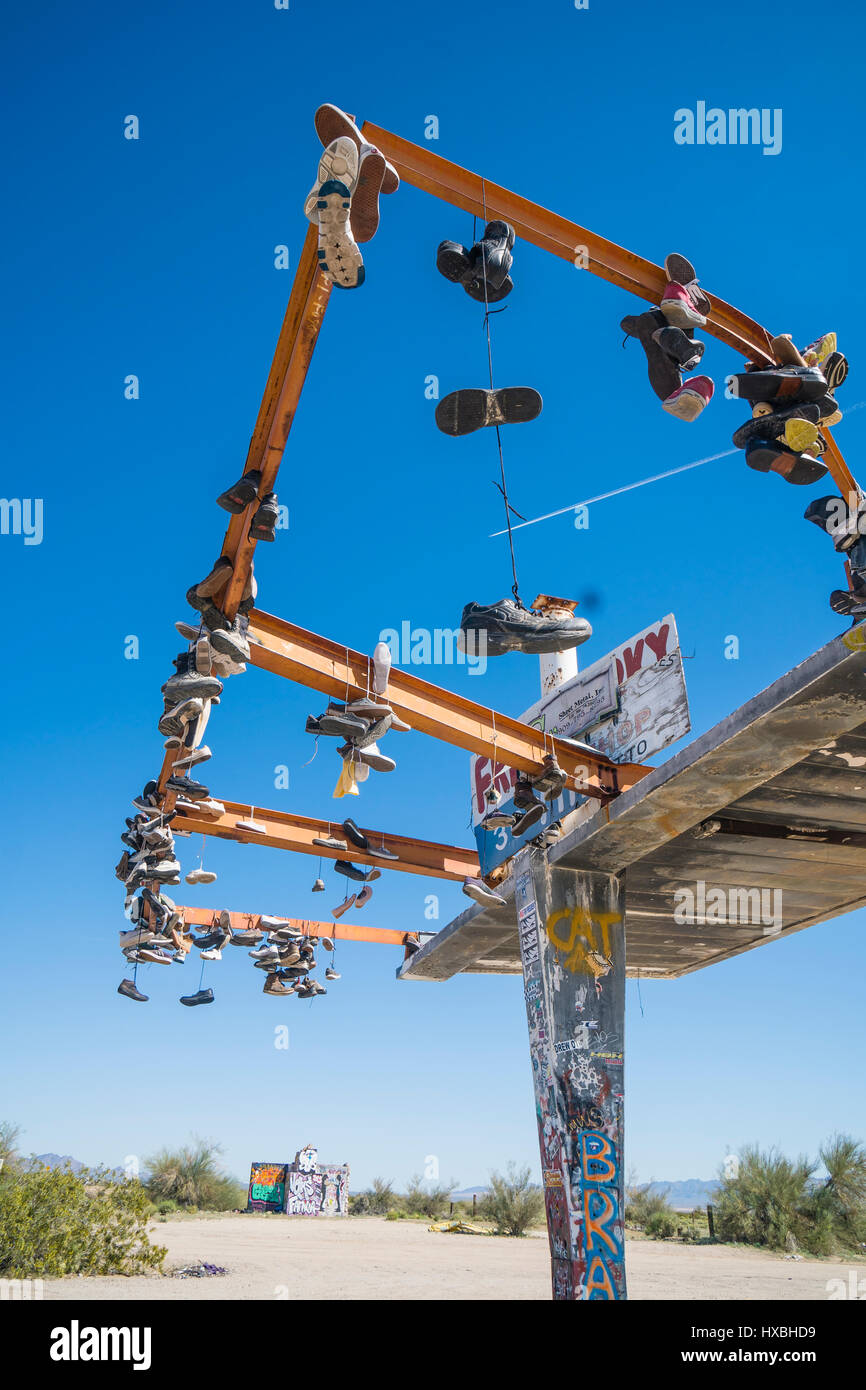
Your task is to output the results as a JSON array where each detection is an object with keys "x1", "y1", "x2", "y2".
[{"x1": 490, "y1": 402, "x2": 866, "y2": 538}]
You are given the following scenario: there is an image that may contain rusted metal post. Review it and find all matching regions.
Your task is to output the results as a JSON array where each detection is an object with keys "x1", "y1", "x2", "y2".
[{"x1": 514, "y1": 845, "x2": 626, "y2": 1300}]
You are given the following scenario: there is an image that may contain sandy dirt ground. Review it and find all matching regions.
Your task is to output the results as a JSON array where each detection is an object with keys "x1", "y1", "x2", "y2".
[{"x1": 40, "y1": 1215, "x2": 859, "y2": 1300}]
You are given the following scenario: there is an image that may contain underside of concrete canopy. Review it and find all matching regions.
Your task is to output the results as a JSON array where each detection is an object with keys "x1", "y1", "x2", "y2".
[{"x1": 399, "y1": 627, "x2": 866, "y2": 982}]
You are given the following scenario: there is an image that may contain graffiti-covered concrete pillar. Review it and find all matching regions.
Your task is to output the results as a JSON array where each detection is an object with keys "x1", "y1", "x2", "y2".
[{"x1": 514, "y1": 845, "x2": 626, "y2": 1300}]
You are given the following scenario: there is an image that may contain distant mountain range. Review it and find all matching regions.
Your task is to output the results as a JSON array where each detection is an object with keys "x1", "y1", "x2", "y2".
[
  {"x1": 450, "y1": 1179, "x2": 718, "y2": 1210},
  {"x1": 27, "y1": 1154, "x2": 132, "y2": 1180}
]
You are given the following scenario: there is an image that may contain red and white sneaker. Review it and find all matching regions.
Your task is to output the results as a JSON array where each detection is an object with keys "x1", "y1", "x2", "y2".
[
  {"x1": 662, "y1": 376, "x2": 714, "y2": 422},
  {"x1": 659, "y1": 281, "x2": 707, "y2": 329}
]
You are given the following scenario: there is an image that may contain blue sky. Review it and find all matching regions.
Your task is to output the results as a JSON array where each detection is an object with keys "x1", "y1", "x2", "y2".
[{"x1": 1, "y1": 0, "x2": 864, "y2": 1191}]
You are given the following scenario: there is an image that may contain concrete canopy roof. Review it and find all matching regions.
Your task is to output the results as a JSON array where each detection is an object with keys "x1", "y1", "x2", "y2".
[{"x1": 399, "y1": 628, "x2": 866, "y2": 982}]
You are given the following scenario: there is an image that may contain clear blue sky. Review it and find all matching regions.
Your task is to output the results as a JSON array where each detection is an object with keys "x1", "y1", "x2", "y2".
[{"x1": 2, "y1": 0, "x2": 864, "y2": 1191}]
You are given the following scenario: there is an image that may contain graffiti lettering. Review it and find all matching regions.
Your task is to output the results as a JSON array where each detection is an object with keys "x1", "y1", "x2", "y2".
[{"x1": 545, "y1": 906, "x2": 621, "y2": 975}]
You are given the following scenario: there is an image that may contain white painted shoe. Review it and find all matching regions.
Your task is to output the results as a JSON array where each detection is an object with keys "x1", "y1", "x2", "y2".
[
  {"x1": 236, "y1": 816, "x2": 267, "y2": 834},
  {"x1": 185, "y1": 868, "x2": 217, "y2": 885},
  {"x1": 372, "y1": 641, "x2": 391, "y2": 695},
  {"x1": 173, "y1": 745, "x2": 212, "y2": 770},
  {"x1": 200, "y1": 948, "x2": 222, "y2": 961},
  {"x1": 356, "y1": 742, "x2": 395, "y2": 773}
]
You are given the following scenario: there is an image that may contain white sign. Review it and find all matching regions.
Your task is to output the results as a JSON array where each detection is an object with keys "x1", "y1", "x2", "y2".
[{"x1": 469, "y1": 615, "x2": 690, "y2": 870}]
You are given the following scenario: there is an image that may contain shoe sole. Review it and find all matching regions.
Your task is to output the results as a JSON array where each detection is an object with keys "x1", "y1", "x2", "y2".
[
  {"x1": 512, "y1": 803, "x2": 546, "y2": 836},
  {"x1": 331, "y1": 894, "x2": 357, "y2": 919},
  {"x1": 662, "y1": 386, "x2": 710, "y2": 423},
  {"x1": 435, "y1": 387, "x2": 542, "y2": 436},
  {"x1": 746, "y1": 441, "x2": 827, "y2": 485},
  {"x1": 313, "y1": 169, "x2": 365, "y2": 290},
  {"x1": 437, "y1": 240, "x2": 471, "y2": 283},
  {"x1": 621, "y1": 311, "x2": 683, "y2": 402},
  {"x1": 352, "y1": 148, "x2": 386, "y2": 242},
  {"x1": 314, "y1": 104, "x2": 400, "y2": 194},
  {"x1": 658, "y1": 295, "x2": 706, "y2": 329},
  {"x1": 664, "y1": 252, "x2": 697, "y2": 285}
]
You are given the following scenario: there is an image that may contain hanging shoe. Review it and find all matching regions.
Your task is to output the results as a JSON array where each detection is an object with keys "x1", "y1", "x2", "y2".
[
  {"x1": 531, "y1": 752, "x2": 568, "y2": 802},
  {"x1": 309, "y1": 704, "x2": 369, "y2": 740},
  {"x1": 732, "y1": 402, "x2": 821, "y2": 452},
  {"x1": 325, "y1": 965, "x2": 341, "y2": 980},
  {"x1": 166, "y1": 773, "x2": 209, "y2": 800},
  {"x1": 162, "y1": 653, "x2": 223, "y2": 705},
  {"x1": 248, "y1": 493, "x2": 279, "y2": 543},
  {"x1": 659, "y1": 281, "x2": 707, "y2": 329},
  {"x1": 313, "y1": 834, "x2": 348, "y2": 851},
  {"x1": 235, "y1": 813, "x2": 267, "y2": 833},
  {"x1": 459, "y1": 597, "x2": 592, "y2": 657},
  {"x1": 804, "y1": 495, "x2": 863, "y2": 553},
  {"x1": 783, "y1": 417, "x2": 821, "y2": 454},
  {"x1": 342, "y1": 818, "x2": 369, "y2": 851},
  {"x1": 355, "y1": 884, "x2": 373, "y2": 908},
  {"x1": 173, "y1": 745, "x2": 212, "y2": 771},
  {"x1": 312, "y1": 876, "x2": 326, "y2": 892},
  {"x1": 745, "y1": 437, "x2": 827, "y2": 486},
  {"x1": 651, "y1": 325, "x2": 704, "y2": 372},
  {"x1": 663, "y1": 253, "x2": 711, "y2": 317},
  {"x1": 462, "y1": 878, "x2": 508, "y2": 908},
  {"x1": 350, "y1": 146, "x2": 386, "y2": 242},
  {"x1": 305, "y1": 136, "x2": 364, "y2": 289},
  {"x1": 435, "y1": 386, "x2": 542, "y2": 436},
  {"x1": 463, "y1": 221, "x2": 516, "y2": 298},
  {"x1": 263, "y1": 973, "x2": 296, "y2": 996},
  {"x1": 481, "y1": 808, "x2": 516, "y2": 831},
  {"x1": 372, "y1": 640, "x2": 391, "y2": 695},
  {"x1": 728, "y1": 365, "x2": 827, "y2": 407},
  {"x1": 339, "y1": 742, "x2": 396, "y2": 773},
  {"x1": 662, "y1": 375, "x2": 714, "y2": 422},
  {"x1": 117, "y1": 978, "x2": 149, "y2": 1002},
  {"x1": 620, "y1": 309, "x2": 682, "y2": 402},
  {"x1": 179, "y1": 988, "x2": 215, "y2": 1006},
  {"x1": 210, "y1": 617, "x2": 251, "y2": 663},
  {"x1": 331, "y1": 894, "x2": 356, "y2": 919},
  {"x1": 313, "y1": 104, "x2": 399, "y2": 193},
  {"x1": 436, "y1": 239, "x2": 472, "y2": 283},
  {"x1": 216, "y1": 469, "x2": 261, "y2": 514},
  {"x1": 830, "y1": 587, "x2": 866, "y2": 619},
  {"x1": 194, "y1": 557, "x2": 233, "y2": 598},
  {"x1": 334, "y1": 860, "x2": 371, "y2": 882},
  {"x1": 367, "y1": 844, "x2": 400, "y2": 860},
  {"x1": 512, "y1": 779, "x2": 546, "y2": 836}
]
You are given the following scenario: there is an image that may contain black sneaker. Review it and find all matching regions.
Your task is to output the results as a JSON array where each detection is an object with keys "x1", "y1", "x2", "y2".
[
  {"x1": 342, "y1": 818, "x2": 369, "y2": 851},
  {"x1": 179, "y1": 988, "x2": 215, "y2": 1006},
  {"x1": 651, "y1": 325, "x2": 704, "y2": 372},
  {"x1": 804, "y1": 495, "x2": 862, "y2": 553},
  {"x1": 435, "y1": 386, "x2": 542, "y2": 436},
  {"x1": 620, "y1": 309, "x2": 682, "y2": 402},
  {"x1": 460, "y1": 598, "x2": 592, "y2": 657},
  {"x1": 512, "y1": 779, "x2": 545, "y2": 836},
  {"x1": 249, "y1": 492, "x2": 278, "y2": 542},
  {"x1": 118, "y1": 978, "x2": 148, "y2": 1002},
  {"x1": 166, "y1": 774, "x2": 210, "y2": 800},
  {"x1": 217, "y1": 469, "x2": 261, "y2": 514},
  {"x1": 334, "y1": 860, "x2": 370, "y2": 882},
  {"x1": 316, "y1": 705, "x2": 369, "y2": 740},
  {"x1": 436, "y1": 239, "x2": 472, "y2": 283},
  {"x1": 732, "y1": 402, "x2": 821, "y2": 451},
  {"x1": 463, "y1": 220, "x2": 515, "y2": 297}
]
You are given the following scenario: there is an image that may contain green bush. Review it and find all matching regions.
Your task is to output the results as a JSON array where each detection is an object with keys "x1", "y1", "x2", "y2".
[
  {"x1": 0, "y1": 1163, "x2": 165, "y2": 1278},
  {"x1": 625, "y1": 1182, "x2": 678, "y2": 1236},
  {"x1": 714, "y1": 1135, "x2": 866, "y2": 1256},
  {"x1": 350, "y1": 1177, "x2": 397, "y2": 1216},
  {"x1": 479, "y1": 1163, "x2": 544, "y2": 1236},
  {"x1": 404, "y1": 1174, "x2": 457, "y2": 1220},
  {"x1": 145, "y1": 1138, "x2": 243, "y2": 1211},
  {"x1": 385, "y1": 1209, "x2": 401, "y2": 1221}
]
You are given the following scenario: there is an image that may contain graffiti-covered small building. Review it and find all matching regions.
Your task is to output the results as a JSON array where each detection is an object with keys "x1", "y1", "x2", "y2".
[{"x1": 247, "y1": 1145, "x2": 349, "y2": 1216}]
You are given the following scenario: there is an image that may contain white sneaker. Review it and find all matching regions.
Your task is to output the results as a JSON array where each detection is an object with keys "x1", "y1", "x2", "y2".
[
  {"x1": 462, "y1": 878, "x2": 508, "y2": 909},
  {"x1": 356, "y1": 743, "x2": 395, "y2": 774},
  {"x1": 236, "y1": 816, "x2": 267, "y2": 834},
  {"x1": 173, "y1": 745, "x2": 212, "y2": 770},
  {"x1": 373, "y1": 640, "x2": 391, "y2": 695},
  {"x1": 185, "y1": 868, "x2": 217, "y2": 885},
  {"x1": 304, "y1": 137, "x2": 364, "y2": 290},
  {"x1": 200, "y1": 948, "x2": 222, "y2": 961},
  {"x1": 194, "y1": 799, "x2": 226, "y2": 818}
]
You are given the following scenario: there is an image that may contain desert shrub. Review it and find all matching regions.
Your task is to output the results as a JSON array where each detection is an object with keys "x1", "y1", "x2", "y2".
[
  {"x1": 714, "y1": 1145, "x2": 814, "y2": 1251},
  {"x1": 625, "y1": 1182, "x2": 678, "y2": 1236},
  {"x1": 478, "y1": 1163, "x2": 544, "y2": 1236},
  {"x1": 385, "y1": 1210, "x2": 401, "y2": 1221},
  {"x1": 351, "y1": 1177, "x2": 397, "y2": 1216},
  {"x1": 0, "y1": 1121, "x2": 22, "y2": 1176},
  {"x1": 0, "y1": 1163, "x2": 165, "y2": 1278},
  {"x1": 145, "y1": 1138, "x2": 243, "y2": 1211},
  {"x1": 404, "y1": 1174, "x2": 457, "y2": 1220}
]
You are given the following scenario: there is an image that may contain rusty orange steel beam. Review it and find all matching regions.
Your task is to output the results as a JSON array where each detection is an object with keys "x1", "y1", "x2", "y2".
[
  {"x1": 175, "y1": 905, "x2": 413, "y2": 948},
  {"x1": 246, "y1": 609, "x2": 649, "y2": 800},
  {"x1": 363, "y1": 123, "x2": 858, "y2": 500},
  {"x1": 218, "y1": 225, "x2": 331, "y2": 619},
  {"x1": 174, "y1": 798, "x2": 480, "y2": 881}
]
